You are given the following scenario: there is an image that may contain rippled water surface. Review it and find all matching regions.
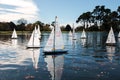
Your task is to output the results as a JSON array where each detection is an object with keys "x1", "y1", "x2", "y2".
[{"x1": 0, "y1": 31, "x2": 120, "y2": 80}]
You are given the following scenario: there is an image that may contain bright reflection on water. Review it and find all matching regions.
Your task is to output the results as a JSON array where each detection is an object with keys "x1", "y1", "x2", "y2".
[{"x1": 0, "y1": 31, "x2": 120, "y2": 80}]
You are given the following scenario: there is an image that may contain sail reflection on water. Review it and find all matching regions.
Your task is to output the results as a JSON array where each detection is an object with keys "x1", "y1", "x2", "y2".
[
  {"x1": 11, "y1": 39, "x2": 18, "y2": 48},
  {"x1": 81, "y1": 38, "x2": 86, "y2": 47},
  {"x1": 118, "y1": 38, "x2": 120, "y2": 43},
  {"x1": 69, "y1": 36, "x2": 73, "y2": 45},
  {"x1": 68, "y1": 35, "x2": 76, "y2": 49},
  {"x1": 44, "y1": 55, "x2": 64, "y2": 80},
  {"x1": 29, "y1": 49, "x2": 40, "y2": 70},
  {"x1": 72, "y1": 39, "x2": 76, "y2": 49},
  {"x1": 106, "y1": 46, "x2": 115, "y2": 62}
]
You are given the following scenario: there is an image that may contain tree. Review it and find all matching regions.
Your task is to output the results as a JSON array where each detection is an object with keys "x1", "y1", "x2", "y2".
[
  {"x1": 17, "y1": 18, "x2": 27, "y2": 31},
  {"x1": 17, "y1": 18, "x2": 27, "y2": 25},
  {"x1": 51, "y1": 21, "x2": 55, "y2": 27},
  {"x1": 92, "y1": 5, "x2": 100, "y2": 26},
  {"x1": 65, "y1": 24, "x2": 72, "y2": 31},
  {"x1": 76, "y1": 11, "x2": 92, "y2": 29},
  {"x1": 117, "y1": 6, "x2": 120, "y2": 29},
  {"x1": 43, "y1": 24, "x2": 51, "y2": 31},
  {"x1": 34, "y1": 21, "x2": 44, "y2": 31},
  {"x1": 0, "y1": 22, "x2": 10, "y2": 31},
  {"x1": 25, "y1": 23, "x2": 33, "y2": 31},
  {"x1": 61, "y1": 26, "x2": 66, "y2": 31},
  {"x1": 92, "y1": 5, "x2": 106, "y2": 29},
  {"x1": 109, "y1": 11, "x2": 118, "y2": 31},
  {"x1": 9, "y1": 22, "x2": 17, "y2": 31}
]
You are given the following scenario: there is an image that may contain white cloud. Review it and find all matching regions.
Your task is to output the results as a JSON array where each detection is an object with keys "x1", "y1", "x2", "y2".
[{"x1": 0, "y1": 0, "x2": 39, "y2": 22}]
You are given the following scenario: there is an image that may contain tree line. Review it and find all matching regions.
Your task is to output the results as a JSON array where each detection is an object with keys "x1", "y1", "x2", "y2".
[
  {"x1": 0, "y1": 18, "x2": 71, "y2": 31},
  {"x1": 0, "y1": 19, "x2": 51, "y2": 31},
  {"x1": 76, "y1": 5, "x2": 120, "y2": 32}
]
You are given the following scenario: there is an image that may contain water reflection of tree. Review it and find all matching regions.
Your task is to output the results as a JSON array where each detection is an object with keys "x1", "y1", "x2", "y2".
[
  {"x1": 0, "y1": 35, "x2": 11, "y2": 41},
  {"x1": 92, "y1": 32, "x2": 106, "y2": 50},
  {"x1": 117, "y1": 38, "x2": 120, "y2": 51}
]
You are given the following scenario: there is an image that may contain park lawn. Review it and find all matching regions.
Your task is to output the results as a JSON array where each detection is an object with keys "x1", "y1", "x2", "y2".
[{"x1": 0, "y1": 31, "x2": 32, "y2": 35}]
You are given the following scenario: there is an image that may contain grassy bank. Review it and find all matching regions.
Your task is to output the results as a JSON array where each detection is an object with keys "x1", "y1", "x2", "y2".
[{"x1": 0, "y1": 31, "x2": 32, "y2": 35}]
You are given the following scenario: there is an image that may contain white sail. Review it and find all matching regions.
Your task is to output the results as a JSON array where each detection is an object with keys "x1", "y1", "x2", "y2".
[
  {"x1": 68, "y1": 30, "x2": 72, "y2": 37},
  {"x1": 11, "y1": 29, "x2": 17, "y2": 39},
  {"x1": 31, "y1": 49, "x2": 40, "y2": 70},
  {"x1": 81, "y1": 29, "x2": 86, "y2": 39},
  {"x1": 72, "y1": 23, "x2": 76, "y2": 40},
  {"x1": 44, "y1": 27, "x2": 54, "y2": 51},
  {"x1": 37, "y1": 25, "x2": 41, "y2": 39},
  {"x1": 118, "y1": 32, "x2": 120, "y2": 38},
  {"x1": 27, "y1": 27, "x2": 40, "y2": 48},
  {"x1": 44, "y1": 16, "x2": 66, "y2": 53},
  {"x1": 55, "y1": 20, "x2": 64, "y2": 50},
  {"x1": 106, "y1": 27, "x2": 116, "y2": 45}
]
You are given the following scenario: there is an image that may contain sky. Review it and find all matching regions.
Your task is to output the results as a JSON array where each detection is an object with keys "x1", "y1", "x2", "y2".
[{"x1": 0, "y1": 0, "x2": 120, "y2": 26}]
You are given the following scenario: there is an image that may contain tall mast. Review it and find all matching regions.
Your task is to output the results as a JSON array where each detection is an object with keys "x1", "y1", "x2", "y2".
[{"x1": 53, "y1": 16, "x2": 57, "y2": 51}]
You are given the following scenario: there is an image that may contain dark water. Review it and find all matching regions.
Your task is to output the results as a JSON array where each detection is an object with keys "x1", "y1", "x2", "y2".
[{"x1": 0, "y1": 31, "x2": 120, "y2": 80}]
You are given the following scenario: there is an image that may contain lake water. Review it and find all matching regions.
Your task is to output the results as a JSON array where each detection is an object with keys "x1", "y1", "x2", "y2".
[{"x1": 0, "y1": 31, "x2": 120, "y2": 80}]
